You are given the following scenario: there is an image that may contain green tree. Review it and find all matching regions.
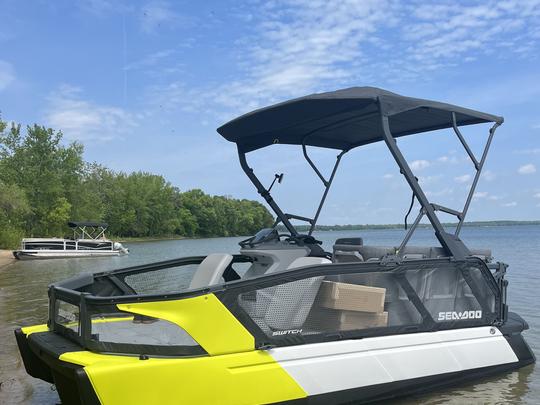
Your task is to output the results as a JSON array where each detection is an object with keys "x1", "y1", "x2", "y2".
[
  {"x1": 0, "y1": 117, "x2": 275, "y2": 247},
  {"x1": 0, "y1": 121, "x2": 86, "y2": 236},
  {"x1": 0, "y1": 181, "x2": 30, "y2": 248}
]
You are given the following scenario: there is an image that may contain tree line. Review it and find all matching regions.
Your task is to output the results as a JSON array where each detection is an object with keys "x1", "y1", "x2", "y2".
[{"x1": 0, "y1": 119, "x2": 273, "y2": 248}]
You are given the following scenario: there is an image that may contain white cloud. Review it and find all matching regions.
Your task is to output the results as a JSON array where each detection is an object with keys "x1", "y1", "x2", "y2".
[
  {"x1": 437, "y1": 155, "x2": 461, "y2": 164},
  {"x1": 473, "y1": 191, "x2": 488, "y2": 199},
  {"x1": 410, "y1": 160, "x2": 431, "y2": 171},
  {"x1": 502, "y1": 201, "x2": 517, "y2": 207},
  {"x1": 383, "y1": 173, "x2": 394, "y2": 179},
  {"x1": 482, "y1": 170, "x2": 496, "y2": 181},
  {"x1": 454, "y1": 174, "x2": 472, "y2": 183},
  {"x1": 515, "y1": 148, "x2": 540, "y2": 155},
  {"x1": 534, "y1": 192, "x2": 540, "y2": 199},
  {"x1": 518, "y1": 163, "x2": 537, "y2": 175},
  {"x1": 402, "y1": 0, "x2": 540, "y2": 69},
  {"x1": 418, "y1": 175, "x2": 440, "y2": 185},
  {"x1": 488, "y1": 195, "x2": 502, "y2": 201},
  {"x1": 0, "y1": 60, "x2": 15, "y2": 91},
  {"x1": 45, "y1": 85, "x2": 137, "y2": 141},
  {"x1": 146, "y1": 0, "x2": 540, "y2": 119},
  {"x1": 425, "y1": 188, "x2": 454, "y2": 197},
  {"x1": 533, "y1": 123, "x2": 540, "y2": 129}
]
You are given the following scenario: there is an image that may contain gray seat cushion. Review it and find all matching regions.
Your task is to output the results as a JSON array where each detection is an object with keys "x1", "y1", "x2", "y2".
[{"x1": 189, "y1": 253, "x2": 233, "y2": 289}]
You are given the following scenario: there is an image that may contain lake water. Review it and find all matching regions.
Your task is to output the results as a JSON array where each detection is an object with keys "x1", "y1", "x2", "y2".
[{"x1": 0, "y1": 225, "x2": 538, "y2": 404}]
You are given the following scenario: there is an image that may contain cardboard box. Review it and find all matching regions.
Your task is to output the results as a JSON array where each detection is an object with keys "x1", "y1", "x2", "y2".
[
  {"x1": 338, "y1": 310, "x2": 388, "y2": 330},
  {"x1": 319, "y1": 280, "x2": 385, "y2": 313},
  {"x1": 305, "y1": 307, "x2": 388, "y2": 331}
]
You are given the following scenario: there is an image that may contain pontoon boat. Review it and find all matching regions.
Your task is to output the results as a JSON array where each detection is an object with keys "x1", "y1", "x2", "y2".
[
  {"x1": 15, "y1": 87, "x2": 534, "y2": 404},
  {"x1": 13, "y1": 222, "x2": 128, "y2": 259}
]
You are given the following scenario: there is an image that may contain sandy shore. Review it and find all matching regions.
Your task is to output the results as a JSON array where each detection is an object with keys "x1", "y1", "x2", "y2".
[{"x1": 0, "y1": 249, "x2": 15, "y2": 269}]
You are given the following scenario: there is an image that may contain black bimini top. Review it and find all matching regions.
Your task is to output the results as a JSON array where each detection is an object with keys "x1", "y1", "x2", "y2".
[
  {"x1": 68, "y1": 221, "x2": 108, "y2": 228},
  {"x1": 217, "y1": 86, "x2": 503, "y2": 153}
]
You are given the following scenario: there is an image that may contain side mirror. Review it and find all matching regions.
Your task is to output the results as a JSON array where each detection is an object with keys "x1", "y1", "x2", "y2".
[{"x1": 268, "y1": 173, "x2": 285, "y2": 192}]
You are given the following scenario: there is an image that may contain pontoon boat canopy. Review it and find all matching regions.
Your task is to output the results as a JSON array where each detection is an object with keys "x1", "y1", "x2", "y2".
[
  {"x1": 68, "y1": 221, "x2": 108, "y2": 228},
  {"x1": 217, "y1": 87, "x2": 503, "y2": 152}
]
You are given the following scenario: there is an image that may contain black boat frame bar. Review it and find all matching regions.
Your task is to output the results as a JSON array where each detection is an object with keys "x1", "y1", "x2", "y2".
[
  {"x1": 238, "y1": 144, "x2": 346, "y2": 238},
  {"x1": 381, "y1": 109, "x2": 500, "y2": 259},
  {"x1": 237, "y1": 101, "x2": 499, "y2": 259}
]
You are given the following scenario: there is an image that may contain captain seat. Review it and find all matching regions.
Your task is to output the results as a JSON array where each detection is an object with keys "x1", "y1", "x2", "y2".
[{"x1": 189, "y1": 253, "x2": 233, "y2": 289}]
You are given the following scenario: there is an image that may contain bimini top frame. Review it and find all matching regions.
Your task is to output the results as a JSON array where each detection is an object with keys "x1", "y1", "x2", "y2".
[
  {"x1": 67, "y1": 221, "x2": 109, "y2": 240},
  {"x1": 217, "y1": 87, "x2": 503, "y2": 260}
]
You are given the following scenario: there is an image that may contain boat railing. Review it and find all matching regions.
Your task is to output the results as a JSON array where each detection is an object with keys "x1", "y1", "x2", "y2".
[
  {"x1": 46, "y1": 256, "x2": 505, "y2": 356},
  {"x1": 21, "y1": 239, "x2": 115, "y2": 251}
]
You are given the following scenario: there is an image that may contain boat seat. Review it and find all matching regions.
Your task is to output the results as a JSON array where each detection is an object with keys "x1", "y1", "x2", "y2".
[
  {"x1": 263, "y1": 257, "x2": 330, "y2": 330},
  {"x1": 239, "y1": 257, "x2": 331, "y2": 332},
  {"x1": 189, "y1": 253, "x2": 233, "y2": 289},
  {"x1": 402, "y1": 253, "x2": 427, "y2": 260},
  {"x1": 358, "y1": 246, "x2": 396, "y2": 261},
  {"x1": 418, "y1": 267, "x2": 483, "y2": 318},
  {"x1": 333, "y1": 237, "x2": 364, "y2": 263},
  {"x1": 336, "y1": 243, "x2": 491, "y2": 262}
]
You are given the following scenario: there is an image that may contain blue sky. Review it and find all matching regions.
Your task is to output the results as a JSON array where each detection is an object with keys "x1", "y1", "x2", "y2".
[{"x1": 0, "y1": 0, "x2": 539, "y2": 225}]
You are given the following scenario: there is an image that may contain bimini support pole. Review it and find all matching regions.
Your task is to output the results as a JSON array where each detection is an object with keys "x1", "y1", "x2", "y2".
[
  {"x1": 380, "y1": 112, "x2": 469, "y2": 259},
  {"x1": 455, "y1": 119, "x2": 500, "y2": 235},
  {"x1": 302, "y1": 143, "x2": 346, "y2": 235},
  {"x1": 237, "y1": 146, "x2": 298, "y2": 236}
]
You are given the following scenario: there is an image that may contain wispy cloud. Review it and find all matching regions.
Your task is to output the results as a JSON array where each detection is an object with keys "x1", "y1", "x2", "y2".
[
  {"x1": 502, "y1": 201, "x2": 517, "y2": 207},
  {"x1": 454, "y1": 174, "x2": 471, "y2": 183},
  {"x1": 402, "y1": 0, "x2": 540, "y2": 70},
  {"x1": 482, "y1": 170, "x2": 496, "y2": 181},
  {"x1": 473, "y1": 191, "x2": 488, "y2": 199},
  {"x1": 425, "y1": 187, "x2": 454, "y2": 197},
  {"x1": 44, "y1": 85, "x2": 137, "y2": 141},
  {"x1": 410, "y1": 160, "x2": 431, "y2": 171},
  {"x1": 518, "y1": 163, "x2": 537, "y2": 175},
  {"x1": 0, "y1": 60, "x2": 15, "y2": 91},
  {"x1": 149, "y1": 0, "x2": 540, "y2": 121},
  {"x1": 514, "y1": 148, "x2": 540, "y2": 155}
]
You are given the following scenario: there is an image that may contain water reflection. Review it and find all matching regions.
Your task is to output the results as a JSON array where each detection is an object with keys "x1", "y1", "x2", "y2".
[{"x1": 391, "y1": 365, "x2": 534, "y2": 404}]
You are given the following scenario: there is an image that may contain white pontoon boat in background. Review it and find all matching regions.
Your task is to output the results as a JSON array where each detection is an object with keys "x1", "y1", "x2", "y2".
[{"x1": 13, "y1": 221, "x2": 128, "y2": 259}]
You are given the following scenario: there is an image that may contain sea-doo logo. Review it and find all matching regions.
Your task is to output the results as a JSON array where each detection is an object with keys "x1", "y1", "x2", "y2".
[
  {"x1": 438, "y1": 310, "x2": 482, "y2": 321},
  {"x1": 272, "y1": 329, "x2": 302, "y2": 336}
]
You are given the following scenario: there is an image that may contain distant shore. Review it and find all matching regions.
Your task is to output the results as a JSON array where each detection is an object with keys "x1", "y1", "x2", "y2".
[
  {"x1": 0, "y1": 249, "x2": 14, "y2": 269},
  {"x1": 115, "y1": 235, "x2": 187, "y2": 243},
  {"x1": 287, "y1": 220, "x2": 540, "y2": 233}
]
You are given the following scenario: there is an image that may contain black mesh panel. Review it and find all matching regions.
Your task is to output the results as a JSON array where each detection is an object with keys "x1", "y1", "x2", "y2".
[
  {"x1": 121, "y1": 264, "x2": 198, "y2": 294},
  {"x1": 220, "y1": 259, "x2": 500, "y2": 348}
]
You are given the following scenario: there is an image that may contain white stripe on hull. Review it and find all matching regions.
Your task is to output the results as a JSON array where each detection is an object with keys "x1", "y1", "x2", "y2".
[{"x1": 269, "y1": 327, "x2": 518, "y2": 396}]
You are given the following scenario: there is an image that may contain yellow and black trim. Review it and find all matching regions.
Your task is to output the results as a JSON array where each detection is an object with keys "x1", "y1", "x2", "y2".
[{"x1": 15, "y1": 328, "x2": 101, "y2": 405}]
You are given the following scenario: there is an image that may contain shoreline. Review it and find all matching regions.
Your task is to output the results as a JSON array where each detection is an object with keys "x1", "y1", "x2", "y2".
[{"x1": 0, "y1": 249, "x2": 15, "y2": 269}]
